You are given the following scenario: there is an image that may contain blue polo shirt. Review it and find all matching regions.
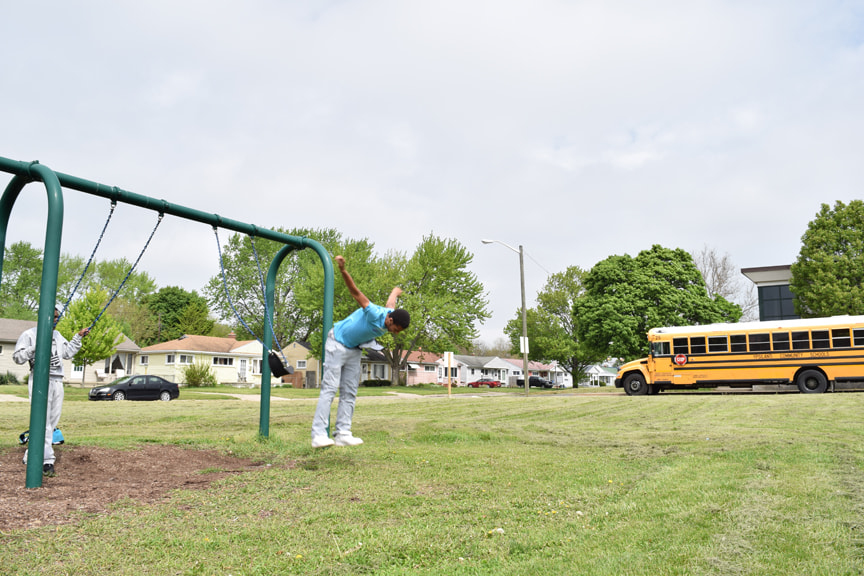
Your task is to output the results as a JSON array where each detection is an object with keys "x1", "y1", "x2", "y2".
[{"x1": 333, "y1": 303, "x2": 391, "y2": 348}]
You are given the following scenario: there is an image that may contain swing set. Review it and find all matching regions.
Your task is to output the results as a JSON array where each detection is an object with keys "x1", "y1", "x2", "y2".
[{"x1": 0, "y1": 156, "x2": 335, "y2": 488}]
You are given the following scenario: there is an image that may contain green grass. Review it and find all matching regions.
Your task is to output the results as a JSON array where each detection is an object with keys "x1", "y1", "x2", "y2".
[{"x1": 2, "y1": 388, "x2": 864, "y2": 575}]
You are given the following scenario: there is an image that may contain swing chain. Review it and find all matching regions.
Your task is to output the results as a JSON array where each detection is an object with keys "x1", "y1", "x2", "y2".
[
  {"x1": 55, "y1": 200, "x2": 117, "y2": 327},
  {"x1": 86, "y1": 211, "x2": 164, "y2": 332}
]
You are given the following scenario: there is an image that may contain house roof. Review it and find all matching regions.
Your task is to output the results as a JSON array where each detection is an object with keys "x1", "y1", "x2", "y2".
[
  {"x1": 503, "y1": 358, "x2": 548, "y2": 371},
  {"x1": 0, "y1": 319, "x2": 38, "y2": 341},
  {"x1": 141, "y1": 334, "x2": 257, "y2": 354},
  {"x1": 403, "y1": 350, "x2": 441, "y2": 364}
]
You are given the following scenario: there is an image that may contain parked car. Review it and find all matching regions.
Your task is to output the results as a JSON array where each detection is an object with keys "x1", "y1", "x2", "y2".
[
  {"x1": 516, "y1": 376, "x2": 555, "y2": 389},
  {"x1": 469, "y1": 377, "x2": 501, "y2": 388},
  {"x1": 89, "y1": 375, "x2": 180, "y2": 402}
]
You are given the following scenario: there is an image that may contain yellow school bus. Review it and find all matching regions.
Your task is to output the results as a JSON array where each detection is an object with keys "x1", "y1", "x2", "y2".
[{"x1": 614, "y1": 315, "x2": 864, "y2": 395}]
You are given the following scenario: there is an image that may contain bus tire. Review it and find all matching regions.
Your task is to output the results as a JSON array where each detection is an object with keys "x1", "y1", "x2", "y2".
[
  {"x1": 623, "y1": 373, "x2": 649, "y2": 396},
  {"x1": 796, "y1": 369, "x2": 828, "y2": 394}
]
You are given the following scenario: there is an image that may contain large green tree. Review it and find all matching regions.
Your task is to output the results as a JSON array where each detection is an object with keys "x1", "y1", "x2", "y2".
[
  {"x1": 504, "y1": 266, "x2": 601, "y2": 386},
  {"x1": 790, "y1": 200, "x2": 864, "y2": 317},
  {"x1": 143, "y1": 286, "x2": 211, "y2": 344},
  {"x1": 206, "y1": 227, "x2": 378, "y2": 352},
  {"x1": 574, "y1": 245, "x2": 742, "y2": 361},
  {"x1": 380, "y1": 234, "x2": 490, "y2": 385},
  {"x1": 56, "y1": 289, "x2": 123, "y2": 383},
  {"x1": 0, "y1": 241, "x2": 44, "y2": 319}
]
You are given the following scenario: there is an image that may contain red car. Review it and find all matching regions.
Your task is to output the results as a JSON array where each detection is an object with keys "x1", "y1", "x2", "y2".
[{"x1": 469, "y1": 377, "x2": 501, "y2": 388}]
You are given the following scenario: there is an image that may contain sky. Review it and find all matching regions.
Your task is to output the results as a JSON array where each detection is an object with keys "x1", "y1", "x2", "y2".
[{"x1": 2, "y1": 1, "x2": 864, "y2": 344}]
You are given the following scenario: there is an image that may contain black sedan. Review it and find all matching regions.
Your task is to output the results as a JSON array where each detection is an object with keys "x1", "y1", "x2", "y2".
[{"x1": 89, "y1": 375, "x2": 179, "y2": 402}]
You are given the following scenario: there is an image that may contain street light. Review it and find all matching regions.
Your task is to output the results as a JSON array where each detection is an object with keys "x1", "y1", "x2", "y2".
[{"x1": 482, "y1": 239, "x2": 530, "y2": 394}]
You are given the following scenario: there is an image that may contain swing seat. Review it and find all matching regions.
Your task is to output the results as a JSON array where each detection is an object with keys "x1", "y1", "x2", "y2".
[{"x1": 268, "y1": 352, "x2": 294, "y2": 377}]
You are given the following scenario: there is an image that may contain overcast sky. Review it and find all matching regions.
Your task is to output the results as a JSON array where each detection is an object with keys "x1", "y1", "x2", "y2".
[{"x1": 2, "y1": 1, "x2": 863, "y2": 344}]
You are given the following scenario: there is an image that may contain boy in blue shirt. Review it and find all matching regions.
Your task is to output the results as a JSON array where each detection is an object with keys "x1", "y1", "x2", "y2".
[{"x1": 312, "y1": 255, "x2": 410, "y2": 448}]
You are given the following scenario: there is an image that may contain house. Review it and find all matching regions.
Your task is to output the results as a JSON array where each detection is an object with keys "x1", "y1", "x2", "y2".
[
  {"x1": 277, "y1": 341, "x2": 321, "y2": 388},
  {"x1": 581, "y1": 365, "x2": 617, "y2": 387},
  {"x1": 361, "y1": 349, "x2": 392, "y2": 382},
  {"x1": 454, "y1": 355, "x2": 514, "y2": 386},
  {"x1": 0, "y1": 318, "x2": 140, "y2": 386},
  {"x1": 78, "y1": 334, "x2": 141, "y2": 385},
  {"x1": 139, "y1": 332, "x2": 283, "y2": 386},
  {"x1": 0, "y1": 319, "x2": 41, "y2": 383},
  {"x1": 401, "y1": 349, "x2": 442, "y2": 386}
]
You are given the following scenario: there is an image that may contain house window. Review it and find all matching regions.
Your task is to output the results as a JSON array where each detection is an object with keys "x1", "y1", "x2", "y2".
[
  {"x1": 0, "y1": 345, "x2": 4, "y2": 354},
  {"x1": 166, "y1": 354, "x2": 175, "y2": 365},
  {"x1": 297, "y1": 360, "x2": 307, "y2": 369},
  {"x1": 373, "y1": 365, "x2": 386, "y2": 379},
  {"x1": 252, "y1": 359, "x2": 262, "y2": 374},
  {"x1": 212, "y1": 357, "x2": 234, "y2": 366},
  {"x1": 73, "y1": 364, "x2": 83, "y2": 373},
  {"x1": 139, "y1": 355, "x2": 149, "y2": 365},
  {"x1": 179, "y1": 355, "x2": 194, "y2": 365},
  {"x1": 424, "y1": 365, "x2": 436, "y2": 372}
]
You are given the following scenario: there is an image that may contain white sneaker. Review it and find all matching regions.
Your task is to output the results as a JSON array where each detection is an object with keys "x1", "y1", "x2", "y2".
[
  {"x1": 311, "y1": 435, "x2": 335, "y2": 448},
  {"x1": 334, "y1": 434, "x2": 363, "y2": 447}
]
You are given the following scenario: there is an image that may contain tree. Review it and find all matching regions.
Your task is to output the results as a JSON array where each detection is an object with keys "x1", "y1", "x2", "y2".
[
  {"x1": 691, "y1": 245, "x2": 758, "y2": 322},
  {"x1": 574, "y1": 245, "x2": 742, "y2": 361},
  {"x1": 144, "y1": 286, "x2": 211, "y2": 343},
  {"x1": 0, "y1": 241, "x2": 43, "y2": 319},
  {"x1": 56, "y1": 290, "x2": 123, "y2": 383},
  {"x1": 106, "y1": 297, "x2": 159, "y2": 346},
  {"x1": 380, "y1": 234, "x2": 490, "y2": 385},
  {"x1": 504, "y1": 266, "x2": 602, "y2": 386},
  {"x1": 790, "y1": 200, "x2": 864, "y2": 317},
  {"x1": 205, "y1": 228, "x2": 375, "y2": 350},
  {"x1": 175, "y1": 301, "x2": 215, "y2": 336}
]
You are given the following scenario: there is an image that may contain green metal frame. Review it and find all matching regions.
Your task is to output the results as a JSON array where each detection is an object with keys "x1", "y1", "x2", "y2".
[{"x1": 0, "y1": 156, "x2": 334, "y2": 488}]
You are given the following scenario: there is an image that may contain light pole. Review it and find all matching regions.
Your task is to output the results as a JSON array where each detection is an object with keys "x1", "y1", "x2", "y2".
[{"x1": 482, "y1": 239, "x2": 530, "y2": 394}]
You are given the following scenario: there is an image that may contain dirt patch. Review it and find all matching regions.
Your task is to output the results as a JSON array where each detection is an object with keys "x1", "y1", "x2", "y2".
[{"x1": 0, "y1": 444, "x2": 267, "y2": 532}]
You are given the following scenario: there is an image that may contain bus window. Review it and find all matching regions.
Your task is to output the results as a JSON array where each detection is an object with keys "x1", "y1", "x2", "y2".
[
  {"x1": 749, "y1": 333, "x2": 770, "y2": 352},
  {"x1": 812, "y1": 330, "x2": 830, "y2": 349},
  {"x1": 792, "y1": 331, "x2": 810, "y2": 350},
  {"x1": 730, "y1": 334, "x2": 747, "y2": 352},
  {"x1": 652, "y1": 341, "x2": 671, "y2": 356},
  {"x1": 708, "y1": 336, "x2": 728, "y2": 353},
  {"x1": 832, "y1": 328, "x2": 851, "y2": 348},
  {"x1": 772, "y1": 332, "x2": 790, "y2": 351},
  {"x1": 690, "y1": 336, "x2": 706, "y2": 354},
  {"x1": 855, "y1": 328, "x2": 864, "y2": 347},
  {"x1": 673, "y1": 338, "x2": 688, "y2": 355}
]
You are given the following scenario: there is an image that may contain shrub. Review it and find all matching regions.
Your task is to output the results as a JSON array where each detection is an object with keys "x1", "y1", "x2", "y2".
[
  {"x1": 360, "y1": 379, "x2": 391, "y2": 387},
  {"x1": 0, "y1": 371, "x2": 20, "y2": 385},
  {"x1": 182, "y1": 361, "x2": 218, "y2": 387}
]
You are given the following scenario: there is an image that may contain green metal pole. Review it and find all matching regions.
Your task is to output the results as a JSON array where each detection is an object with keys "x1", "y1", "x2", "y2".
[
  {"x1": 259, "y1": 244, "x2": 296, "y2": 438},
  {"x1": 0, "y1": 162, "x2": 64, "y2": 488},
  {"x1": 257, "y1": 244, "x2": 334, "y2": 438}
]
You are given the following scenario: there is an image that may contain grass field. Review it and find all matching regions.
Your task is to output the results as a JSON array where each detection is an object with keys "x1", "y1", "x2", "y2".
[{"x1": 1, "y1": 385, "x2": 863, "y2": 575}]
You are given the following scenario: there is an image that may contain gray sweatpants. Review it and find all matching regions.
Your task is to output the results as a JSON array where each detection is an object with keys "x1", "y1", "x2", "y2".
[
  {"x1": 311, "y1": 330, "x2": 362, "y2": 439},
  {"x1": 25, "y1": 376, "x2": 64, "y2": 465}
]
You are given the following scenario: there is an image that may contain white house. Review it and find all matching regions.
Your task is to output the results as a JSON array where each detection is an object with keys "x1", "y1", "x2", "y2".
[
  {"x1": 582, "y1": 365, "x2": 617, "y2": 387},
  {"x1": 454, "y1": 355, "x2": 514, "y2": 385},
  {"x1": 139, "y1": 333, "x2": 283, "y2": 386}
]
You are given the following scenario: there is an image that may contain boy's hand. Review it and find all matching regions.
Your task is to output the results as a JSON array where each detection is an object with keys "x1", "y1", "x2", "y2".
[{"x1": 335, "y1": 255, "x2": 346, "y2": 272}]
